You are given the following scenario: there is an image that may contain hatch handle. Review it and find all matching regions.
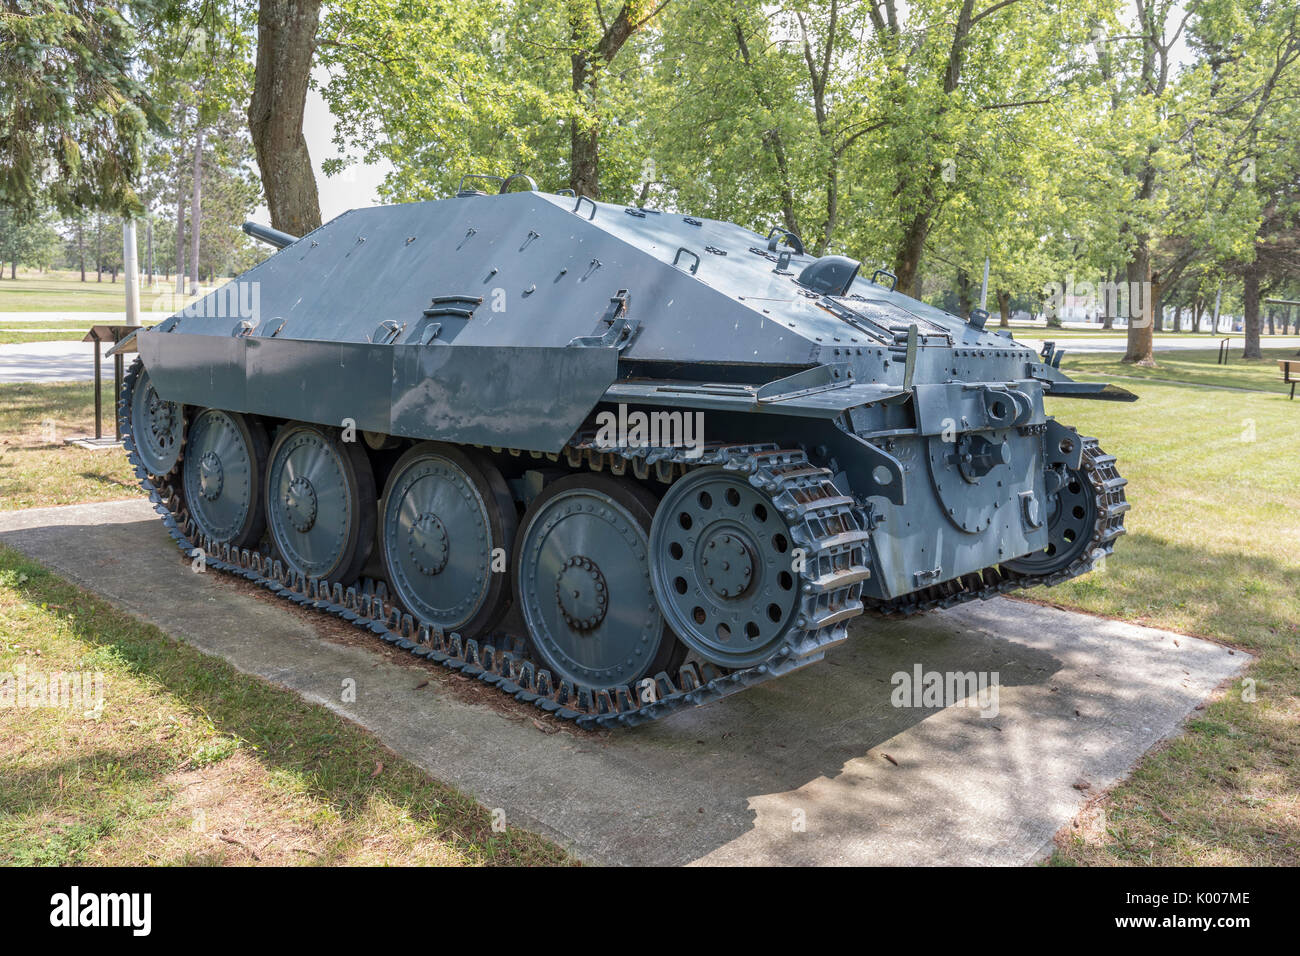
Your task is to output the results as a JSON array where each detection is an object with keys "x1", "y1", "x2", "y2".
[
  {"x1": 572, "y1": 195, "x2": 597, "y2": 220},
  {"x1": 370, "y1": 320, "x2": 405, "y2": 345},
  {"x1": 457, "y1": 173, "x2": 504, "y2": 194},
  {"x1": 499, "y1": 173, "x2": 537, "y2": 193},
  {"x1": 673, "y1": 247, "x2": 701, "y2": 275},
  {"x1": 870, "y1": 269, "x2": 897, "y2": 291},
  {"x1": 765, "y1": 227, "x2": 805, "y2": 256}
]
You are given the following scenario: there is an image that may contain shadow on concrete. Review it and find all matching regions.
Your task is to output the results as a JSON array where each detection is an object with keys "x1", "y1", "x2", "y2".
[{"x1": 0, "y1": 502, "x2": 1248, "y2": 865}]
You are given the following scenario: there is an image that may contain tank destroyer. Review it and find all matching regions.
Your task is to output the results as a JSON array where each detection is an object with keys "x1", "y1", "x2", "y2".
[{"x1": 115, "y1": 175, "x2": 1133, "y2": 727}]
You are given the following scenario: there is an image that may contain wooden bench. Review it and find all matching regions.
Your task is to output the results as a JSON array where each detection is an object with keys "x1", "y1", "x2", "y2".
[{"x1": 1281, "y1": 360, "x2": 1299, "y2": 400}]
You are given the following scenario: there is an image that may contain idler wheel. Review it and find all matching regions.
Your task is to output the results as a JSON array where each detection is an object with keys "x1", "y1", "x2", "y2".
[
  {"x1": 513, "y1": 474, "x2": 685, "y2": 689},
  {"x1": 128, "y1": 363, "x2": 183, "y2": 476},
  {"x1": 183, "y1": 409, "x2": 269, "y2": 547},
  {"x1": 265, "y1": 422, "x2": 375, "y2": 584},
  {"x1": 378, "y1": 442, "x2": 515, "y2": 637},
  {"x1": 648, "y1": 467, "x2": 800, "y2": 668},
  {"x1": 1002, "y1": 456, "x2": 1099, "y2": 575}
]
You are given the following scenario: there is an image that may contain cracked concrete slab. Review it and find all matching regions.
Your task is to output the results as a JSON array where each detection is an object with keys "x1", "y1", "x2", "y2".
[{"x1": 0, "y1": 499, "x2": 1247, "y2": 866}]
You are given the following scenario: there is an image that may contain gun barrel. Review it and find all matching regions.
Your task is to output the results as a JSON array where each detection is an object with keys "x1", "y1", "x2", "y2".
[{"x1": 242, "y1": 221, "x2": 299, "y2": 250}]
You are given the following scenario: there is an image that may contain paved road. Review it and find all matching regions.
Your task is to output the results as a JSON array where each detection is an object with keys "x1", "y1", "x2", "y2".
[
  {"x1": 0, "y1": 340, "x2": 116, "y2": 383},
  {"x1": 5, "y1": 323, "x2": 1297, "y2": 383},
  {"x1": 0, "y1": 499, "x2": 1247, "y2": 866},
  {"x1": 1019, "y1": 334, "x2": 1300, "y2": 354}
]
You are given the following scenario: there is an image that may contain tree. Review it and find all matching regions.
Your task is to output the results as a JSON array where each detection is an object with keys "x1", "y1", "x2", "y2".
[
  {"x1": 566, "y1": 2, "x2": 674, "y2": 197},
  {"x1": 318, "y1": 0, "x2": 671, "y2": 203},
  {"x1": 0, "y1": 0, "x2": 161, "y2": 219},
  {"x1": 249, "y1": 0, "x2": 323, "y2": 235},
  {"x1": 134, "y1": 3, "x2": 257, "y2": 294},
  {"x1": 0, "y1": 207, "x2": 60, "y2": 277}
]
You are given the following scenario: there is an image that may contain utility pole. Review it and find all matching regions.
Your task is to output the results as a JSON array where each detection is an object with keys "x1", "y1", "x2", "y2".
[
  {"x1": 189, "y1": 125, "x2": 203, "y2": 296},
  {"x1": 123, "y1": 219, "x2": 141, "y2": 327},
  {"x1": 146, "y1": 215, "x2": 154, "y2": 290}
]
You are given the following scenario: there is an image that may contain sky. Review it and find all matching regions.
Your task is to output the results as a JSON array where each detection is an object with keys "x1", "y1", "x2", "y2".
[{"x1": 251, "y1": 68, "x2": 388, "y2": 226}]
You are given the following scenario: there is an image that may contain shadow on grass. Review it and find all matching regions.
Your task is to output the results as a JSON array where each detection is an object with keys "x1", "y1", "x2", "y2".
[
  {"x1": 75, "y1": 471, "x2": 138, "y2": 492},
  {"x1": 1055, "y1": 529, "x2": 1300, "y2": 654}
]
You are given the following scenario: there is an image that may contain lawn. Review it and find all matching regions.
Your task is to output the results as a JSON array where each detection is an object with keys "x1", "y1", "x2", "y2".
[
  {"x1": 0, "y1": 320, "x2": 161, "y2": 345},
  {"x1": 1041, "y1": 370, "x2": 1299, "y2": 864},
  {"x1": 0, "y1": 268, "x2": 228, "y2": 332},
  {"x1": 0, "y1": 546, "x2": 572, "y2": 865},
  {"x1": 1062, "y1": 346, "x2": 1299, "y2": 393},
  {"x1": 1, "y1": 354, "x2": 1297, "y2": 866},
  {"x1": 1007, "y1": 324, "x2": 1298, "y2": 340},
  {"x1": 0, "y1": 270, "x2": 139, "y2": 312},
  {"x1": 0, "y1": 382, "x2": 144, "y2": 510}
]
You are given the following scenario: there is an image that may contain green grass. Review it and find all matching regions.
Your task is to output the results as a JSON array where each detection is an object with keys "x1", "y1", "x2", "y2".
[
  {"x1": 1062, "y1": 347, "x2": 1299, "y2": 393},
  {"x1": 0, "y1": 382, "x2": 144, "y2": 510},
  {"x1": 2, "y1": 353, "x2": 1297, "y2": 865},
  {"x1": 0, "y1": 270, "x2": 138, "y2": 312},
  {"x1": 0, "y1": 268, "x2": 228, "y2": 321},
  {"x1": 1008, "y1": 324, "x2": 1299, "y2": 340},
  {"x1": 1041, "y1": 364, "x2": 1300, "y2": 864},
  {"x1": 0, "y1": 547, "x2": 574, "y2": 865},
  {"x1": 0, "y1": 319, "x2": 161, "y2": 345},
  {"x1": 0, "y1": 331, "x2": 87, "y2": 344}
]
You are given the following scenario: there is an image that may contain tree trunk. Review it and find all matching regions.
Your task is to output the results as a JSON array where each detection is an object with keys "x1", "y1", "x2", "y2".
[
  {"x1": 189, "y1": 124, "x2": 203, "y2": 296},
  {"x1": 734, "y1": 24, "x2": 800, "y2": 237},
  {"x1": 890, "y1": 1, "x2": 975, "y2": 296},
  {"x1": 175, "y1": 150, "x2": 187, "y2": 295},
  {"x1": 955, "y1": 268, "x2": 975, "y2": 317},
  {"x1": 1266, "y1": 307, "x2": 1275, "y2": 335},
  {"x1": 1151, "y1": 271, "x2": 1163, "y2": 333},
  {"x1": 95, "y1": 217, "x2": 103, "y2": 281},
  {"x1": 997, "y1": 288, "x2": 1010, "y2": 327},
  {"x1": 816, "y1": 167, "x2": 838, "y2": 257},
  {"x1": 146, "y1": 218, "x2": 153, "y2": 287},
  {"x1": 1100, "y1": 268, "x2": 1116, "y2": 329},
  {"x1": 1122, "y1": 248, "x2": 1154, "y2": 365},
  {"x1": 77, "y1": 219, "x2": 85, "y2": 281},
  {"x1": 249, "y1": 0, "x2": 323, "y2": 236},
  {"x1": 1242, "y1": 262, "x2": 1261, "y2": 359},
  {"x1": 894, "y1": 213, "x2": 928, "y2": 297},
  {"x1": 569, "y1": 74, "x2": 600, "y2": 198}
]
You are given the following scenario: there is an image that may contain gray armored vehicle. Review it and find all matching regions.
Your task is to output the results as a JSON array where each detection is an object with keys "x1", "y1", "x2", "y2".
[{"x1": 117, "y1": 177, "x2": 1132, "y2": 727}]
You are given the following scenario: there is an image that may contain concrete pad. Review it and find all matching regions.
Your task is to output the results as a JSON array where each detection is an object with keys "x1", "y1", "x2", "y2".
[{"x1": 0, "y1": 499, "x2": 1247, "y2": 866}]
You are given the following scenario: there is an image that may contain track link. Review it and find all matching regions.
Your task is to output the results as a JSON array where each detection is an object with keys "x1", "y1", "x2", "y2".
[
  {"x1": 869, "y1": 437, "x2": 1129, "y2": 616},
  {"x1": 119, "y1": 360, "x2": 1124, "y2": 726},
  {"x1": 118, "y1": 360, "x2": 872, "y2": 729}
]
